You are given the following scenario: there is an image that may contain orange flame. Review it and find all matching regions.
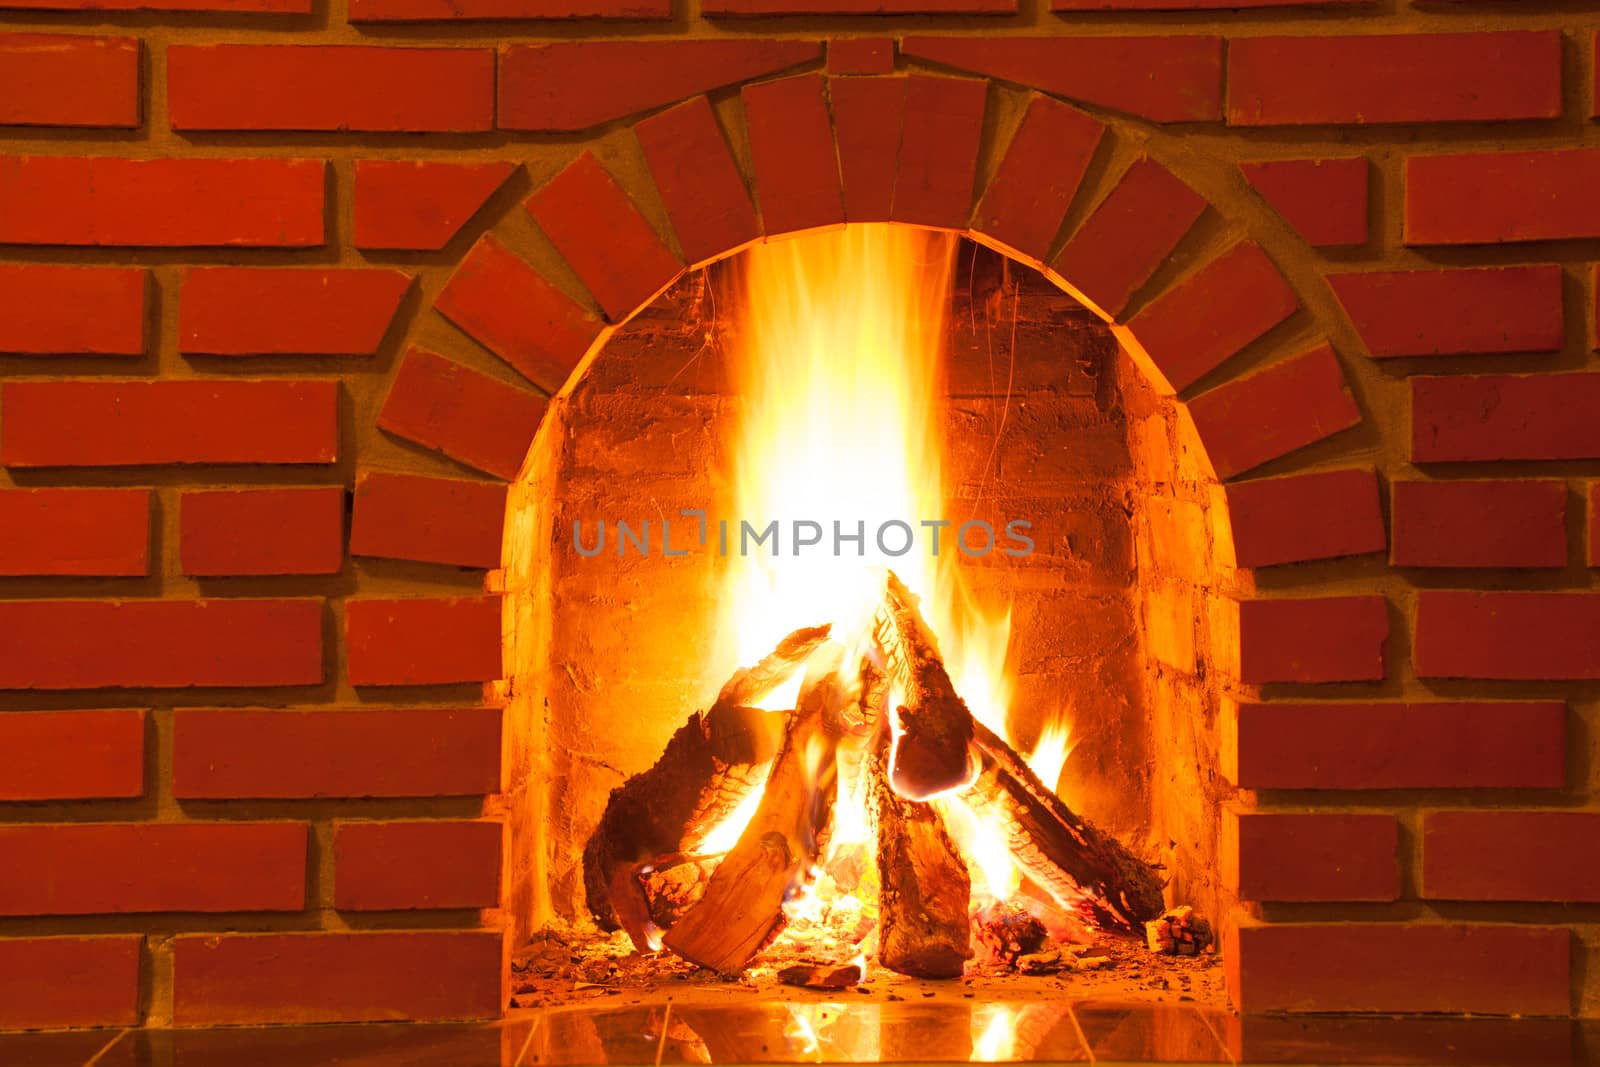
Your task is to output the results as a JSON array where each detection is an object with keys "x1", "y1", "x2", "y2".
[{"x1": 694, "y1": 225, "x2": 1077, "y2": 936}]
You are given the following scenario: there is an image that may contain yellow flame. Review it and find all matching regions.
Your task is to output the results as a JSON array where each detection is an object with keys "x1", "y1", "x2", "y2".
[
  {"x1": 972, "y1": 1005, "x2": 1018, "y2": 1062},
  {"x1": 714, "y1": 226, "x2": 1010, "y2": 721},
  {"x1": 693, "y1": 781, "x2": 766, "y2": 855},
  {"x1": 1027, "y1": 721, "x2": 1073, "y2": 792}
]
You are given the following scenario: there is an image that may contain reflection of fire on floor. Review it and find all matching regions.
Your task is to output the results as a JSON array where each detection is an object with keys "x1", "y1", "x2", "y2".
[{"x1": 509, "y1": 924, "x2": 1227, "y2": 1013}]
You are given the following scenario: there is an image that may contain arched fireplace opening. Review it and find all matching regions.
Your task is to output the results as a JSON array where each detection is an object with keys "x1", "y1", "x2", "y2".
[{"x1": 501, "y1": 226, "x2": 1242, "y2": 1013}]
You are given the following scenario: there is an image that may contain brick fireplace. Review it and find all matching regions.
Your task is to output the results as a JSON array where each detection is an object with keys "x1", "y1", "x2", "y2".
[{"x1": 1, "y1": 0, "x2": 1598, "y2": 1035}]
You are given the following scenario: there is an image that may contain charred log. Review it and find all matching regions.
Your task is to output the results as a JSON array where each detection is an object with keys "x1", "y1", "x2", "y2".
[
  {"x1": 662, "y1": 661, "x2": 843, "y2": 974},
  {"x1": 874, "y1": 571, "x2": 976, "y2": 798},
  {"x1": 869, "y1": 731, "x2": 972, "y2": 978},
  {"x1": 968, "y1": 719, "x2": 1165, "y2": 931},
  {"x1": 582, "y1": 624, "x2": 830, "y2": 946}
]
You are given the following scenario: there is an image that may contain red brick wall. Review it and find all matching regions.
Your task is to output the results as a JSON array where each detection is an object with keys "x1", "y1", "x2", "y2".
[{"x1": 0, "y1": 0, "x2": 1597, "y2": 1028}]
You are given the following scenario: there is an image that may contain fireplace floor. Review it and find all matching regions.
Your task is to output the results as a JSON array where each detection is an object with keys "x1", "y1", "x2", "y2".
[
  {"x1": 510, "y1": 927, "x2": 1228, "y2": 1013},
  {"x1": 7, "y1": 1012, "x2": 1598, "y2": 1066}
]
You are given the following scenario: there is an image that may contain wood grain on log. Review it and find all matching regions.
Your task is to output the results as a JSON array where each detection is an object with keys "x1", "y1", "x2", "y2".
[
  {"x1": 875, "y1": 571, "x2": 976, "y2": 798},
  {"x1": 582, "y1": 624, "x2": 830, "y2": 946},
  {"x1": 870, "y1": 732, "x2": 973, "y2": 978},
  {"x1": 661, "y1": 660, "x2": 843, "y2": 973},
  {"x1": 968, "y1": 719, "x2": 1165, "y2": 931}
]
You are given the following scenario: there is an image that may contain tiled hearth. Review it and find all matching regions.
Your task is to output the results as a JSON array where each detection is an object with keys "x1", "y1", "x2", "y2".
[{"x1": 5, "y1": 1008, "x2": 1600, "y2": 1066}]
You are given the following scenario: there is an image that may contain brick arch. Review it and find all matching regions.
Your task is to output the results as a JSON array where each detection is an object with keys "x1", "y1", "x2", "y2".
[
  {"x1": 357, "y1": 69, "x2": 1384, "y2": 591},
  {"x1": 345, "y1": 64, "x2": 1396, "y2": 1009}
]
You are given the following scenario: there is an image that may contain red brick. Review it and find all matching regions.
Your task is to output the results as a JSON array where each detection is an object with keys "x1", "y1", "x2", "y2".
[
  {"x1": 354, "y1": 160, "x2": 515, "y2": 252},
  {"x1": 1230, "y1": 595, "x2": 1388, "y2": 684},
  {"x1": 334, "y1": 819, "x2": 502, "y2": 910},
  {"x1": 1222, "y1": 1016, "x2": 1575, "y2": 1067},
  {"x1": 1, "y1": 0, "x2": 305, "y2": 10},
  {"x1": 180, "y1": 268, "x2": 410, "y2": 357},
  {"x1": 350, "y1": 471, "x2": 505, "y2": 569},
  {"x1": 379, "y1": 348, "x2": 546, "y2": 480},
  {"x1": 711, "y1": 0, "x2": 1008, "y2": 10},
  {"x1": 0, "y1": 937, "x2": 141, "y2": 1030},
  {"x1": 1126, "y1": 241, "x2": 1299, "y2": 393},
  {"x1": 828, "y1": 38, "x2": 893, "y2": 74},
  {"x1": 1416, "y1": 590, "x2": 1600, "y2": 680},
  {"x1": 830, "y1": 76, "x2": 905, "y2": 223},
  {"x1": 1187, "y1": 344, "x2": 1361, "y2": 479},
  {"x1": 173, "y1": 931, "x2": 503, "y2": 1025},
  {"x1": 351, "y1": 0, "x2": 664, "y2": 18},
  {"x1": 1413, "y1": 372, "x2": 1600, "y2": 462},
  {"x1": 1407, "y1": 148, "x2": 1600, "y2": 245},
  {"x1": 0, "y1": 709, "x2": 145, "y2": 801},
  {"x1": 0, "y1": 823, "x2": 306, "y2": 914},
  {"x1": 435, "y1": 236, "x2": 601, "y2": 392},
  {"x1": 1240, "y1": 158, "x2": 1368, "y2": 248},
  {"x1": 1224, "y1": 468, "x2": 1385, "y2": 568},
  {"x1": 900, "y1": 36, "x2": 1222, "y2": 124},
  {"x1": 744, "y1": 74, "x2": 843, "y2": 236},
  {"x1": 0, "y1": 488, "x2": 149, "y2": 576},
  {"x1": 892, "y1": 75, "x2": 987, "y2": 230},
  {"x1": 0, "y1": 599, "x2": 323, "y2": 689},
  {"x1": 498, "y1": 40, "x2": 820, "y2": 132},
  {"x1": 1228, "y1": 921, "x2": 1570, "y2": 1015},
  {"x1": 974, "y1": 94, "x2": 1104, "y2": 261},
  {"x1": 0, "y1": 380, "x2": 338, "y2": 467},
  {"x1": 181, "y1": 487, "x2": 345, "y2": 577},
  {"x1": 635, "y1": 97, "x2": 760, "y2": 267},
  {"x1": 1228, "y1": 32, "x2": 1560, "y2": 126},
  {"x1": 1330, "y1": 265, "x2": 1563, "y2": 358},
  {"x1": 0, "y1": 265, "x2": 145, "y2": 355},
  {"x1": 174, "y1": 707, "x2": 501, "y2": 799},
  {"x1": 1425, "y1": 812, "x2": 1600, "y2": 903},
  {"x1": 0, "y1": 156, "x2": 324, "y2": 247},
  {"x1": 0, "y1": 33, "x2": 139, "y2": 128},
  {"x1": 168, "y1": 45, "x2": 492, "y2": 132},
  {"x1": 1225, "y1": 699, "x2": 1566, "y2": 791},
  {"x1": 525, "y1": 153, "x2": 682, "y2": 323},
  {"x1": 1227, "y1": 812, "x2": 1399, "y2": 902},
  {"x1": 345, "y1": 596, "x2": 501, "y2": 686},
  {"x1": 1392, "y1": 480, "x2": 1567, "y2": 568},
  {"x1": 1051, "y1": 158, "x2": 1205, "y2": 319}
]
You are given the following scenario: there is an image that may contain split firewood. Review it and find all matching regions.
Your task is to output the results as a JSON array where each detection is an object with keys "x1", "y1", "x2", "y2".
[
  {"x1": 777, "y1": 960, "x2": 865, "y2": 990},
  {"x1": 1145, "y1": 905, "x2": 1214, "y2": 956},
  {"x1": 875, "y1": 571, "x2": 976, "y2": 798},
  {"x1": 869, "y1": 730, "x2": 973, "y2": 979},
  {"x1": 662, "y1": 654, "x2": 844, "y2": 974},
  {"x1": 582, "y1": 624, "x2": 831, "y2": 944},
  {"x1": 639, "y1": 853, "x2": 720, "y2": 931},
  {"x1": 967, "y1": 719, "x2": 1165, "y2": 931}
]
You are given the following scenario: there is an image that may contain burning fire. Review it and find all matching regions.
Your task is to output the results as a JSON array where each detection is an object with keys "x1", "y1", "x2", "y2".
[{"x1": 698, "y1": 225, "x2": 1070, "y2": 922}]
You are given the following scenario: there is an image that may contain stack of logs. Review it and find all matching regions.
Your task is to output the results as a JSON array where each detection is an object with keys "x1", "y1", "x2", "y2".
[{"x1": 582, "y1": 571, "x2": 1166, "y2": 979}]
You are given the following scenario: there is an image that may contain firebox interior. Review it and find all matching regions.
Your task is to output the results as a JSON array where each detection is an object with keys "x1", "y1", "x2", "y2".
[{"x1": 502, "y1": 227, "x2": 1237, "y2": 1017}]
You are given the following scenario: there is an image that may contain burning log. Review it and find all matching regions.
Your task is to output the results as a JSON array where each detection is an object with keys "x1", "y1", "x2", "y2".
[
  {"x1": 869, "y1": 732, "x2": 972, "y2": 978},
  {"x1": 640, "y1": 853, "x2": 719, "y2": 930},
  {"x1": 582, "y1": 624, "x2": 831, "y2": 945},
  {"x1": 967, "y1": 719, "x2": 1165, "y2": 931},
  {"x1": 870, "y1": 570, "x2": 1164, "y2": 933},
  {"x1": 662, "y1": 659, "x2": 844, "y2": 974},
  {"x1": 875, "y1": 571, "x2": 976, "y2": 798}
]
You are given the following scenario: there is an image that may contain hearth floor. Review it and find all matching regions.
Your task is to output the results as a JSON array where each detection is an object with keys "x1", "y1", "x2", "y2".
[{"x1": 3, "y1": 1010, "x2": 1598, "y2": 1066}]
